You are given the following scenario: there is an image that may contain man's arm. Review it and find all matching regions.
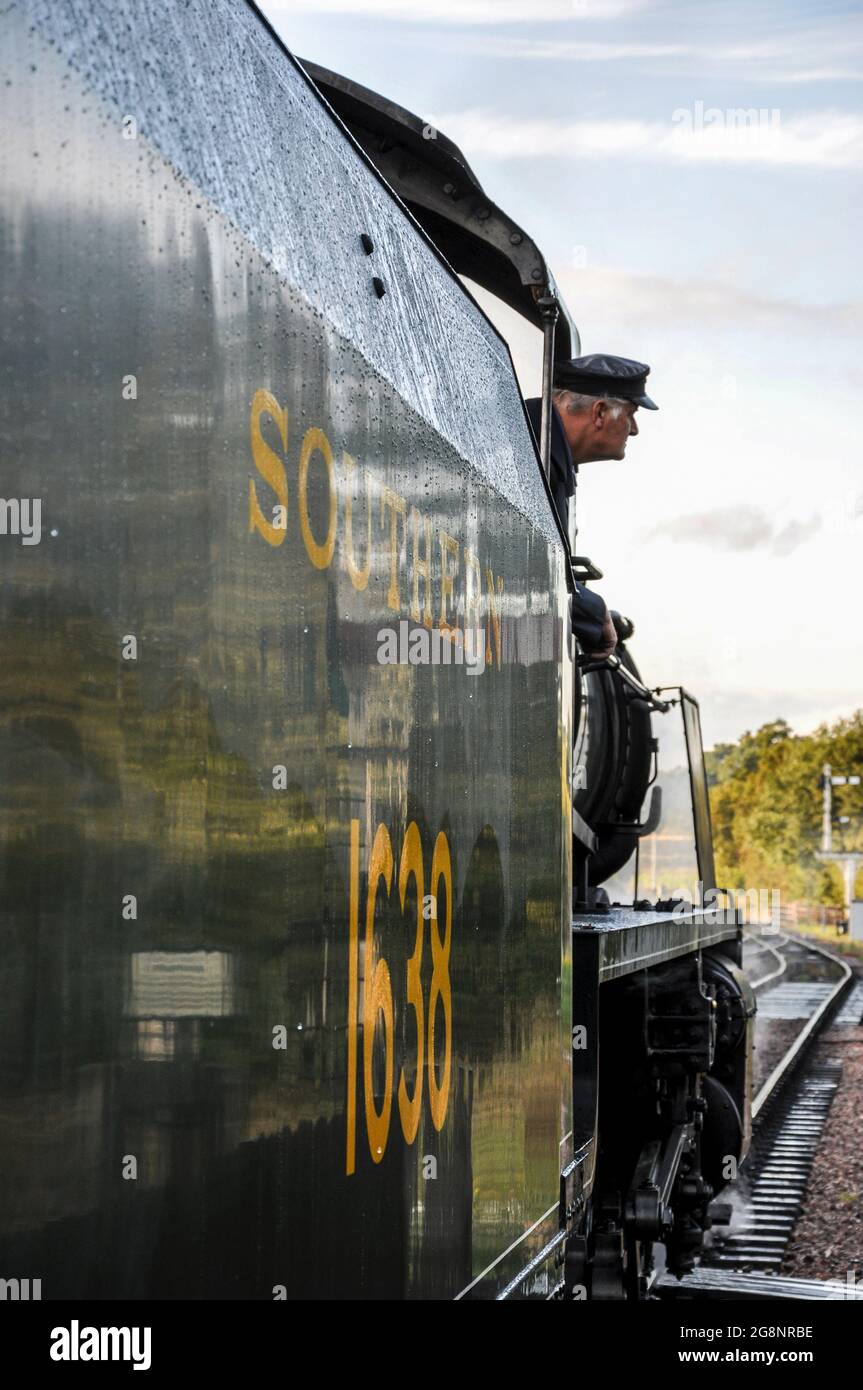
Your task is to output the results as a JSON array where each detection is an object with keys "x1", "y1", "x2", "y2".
[{"x1": 573, "y1": 585, "x2": 618, "y2": 660}]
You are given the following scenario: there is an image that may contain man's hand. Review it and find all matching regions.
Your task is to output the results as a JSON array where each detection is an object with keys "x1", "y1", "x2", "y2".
[{"x1": 587, "y1": 608, "x2": 618, "y2": 660}]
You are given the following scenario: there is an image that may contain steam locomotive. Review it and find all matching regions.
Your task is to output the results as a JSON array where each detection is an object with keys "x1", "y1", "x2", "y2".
[{"x1": 0, "y1": 0, "x2": 754, "y2": 1299}]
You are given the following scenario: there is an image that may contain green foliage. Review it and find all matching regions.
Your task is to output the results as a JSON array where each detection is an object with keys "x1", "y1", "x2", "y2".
[{"x1": 708, "y1": 712, "x2": 863, "y2": 904}]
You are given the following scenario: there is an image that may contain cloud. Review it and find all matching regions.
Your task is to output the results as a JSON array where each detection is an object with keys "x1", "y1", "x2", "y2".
[
  {"x1": 698, "y1": 687, "x2": 863, "y2": 748},
  {"x1": 428, "y1": 108, "x2": 863, "y2": 169},
  {"x1": 648, "y1": 504, "x2": 821, "y2": 555},
  {"x1": 471, "y1": 38, "x2": 691, "y2": 61},
  {"x1": 772, "y1": 517, "x2": 822, "y2": 557},
  {"x1": 777, "y1": 69, "x2": 863, "y2": 84},
  {"x1": 456, "y1": 32, "x2": 863, "y2": 83},
  {"x1": 273, "y1": 0, "x2": 652, "y2": 23},
  {"x1": 551, "y1": 266, "x2": 863, "y2": 339},
  {"x1": 650, "y1": 505, "x2": 770, "y2": 551},
  {"x1": 468, "y1": 265, "x2": 863, "y2": 402}
]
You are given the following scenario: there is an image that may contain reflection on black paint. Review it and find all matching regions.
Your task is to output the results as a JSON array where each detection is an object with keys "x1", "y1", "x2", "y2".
[{"x1": 0, "y1": 0, "x2": 568, "y2": 1298}]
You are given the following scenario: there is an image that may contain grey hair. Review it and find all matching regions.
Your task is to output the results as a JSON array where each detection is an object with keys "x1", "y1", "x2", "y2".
[{"x1": 553, "y1": 387, "x2": 629, "y2": 420}]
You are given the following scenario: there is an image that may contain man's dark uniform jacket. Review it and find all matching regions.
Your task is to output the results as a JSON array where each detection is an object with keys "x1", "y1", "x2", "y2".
[{"x1": 524, "y1": 396, "x2": 607, "y2": 652}]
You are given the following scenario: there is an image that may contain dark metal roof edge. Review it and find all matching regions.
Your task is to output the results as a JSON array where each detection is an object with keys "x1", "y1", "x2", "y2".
[
  {"x1": 300, "y1": 58, "x2": 580, "y2": 359},
  {"x1": 300, "y1": 60, "x2": 486, "y2": 191}
]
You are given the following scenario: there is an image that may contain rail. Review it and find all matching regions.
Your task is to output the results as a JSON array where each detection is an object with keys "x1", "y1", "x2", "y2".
[{"x1": 752, "y1": 935, "x2": 852, "y2": 1120}]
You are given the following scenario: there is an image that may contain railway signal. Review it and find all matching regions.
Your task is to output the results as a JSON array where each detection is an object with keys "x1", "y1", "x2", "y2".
[{"x1": 817, "y1": 763, "x2": 863, "y2": 920}]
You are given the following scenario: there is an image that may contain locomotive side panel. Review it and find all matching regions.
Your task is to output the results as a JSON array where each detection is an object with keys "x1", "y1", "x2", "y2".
[{"x1": 0, "y1": 0, "x2": 571, "y2": 1297}]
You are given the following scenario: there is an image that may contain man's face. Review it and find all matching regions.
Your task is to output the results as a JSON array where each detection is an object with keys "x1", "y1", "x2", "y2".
[
  {"x1": 599, "y1": 400, "x2": 639, "y2": 461},
  {"x1": 557, "y1": 396, "x2": 641, "y2": 464}
]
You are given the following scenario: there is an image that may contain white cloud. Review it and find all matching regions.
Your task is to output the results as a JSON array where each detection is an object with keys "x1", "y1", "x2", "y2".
[
  {"x1": 552, "y1": 266, "x2": 863, "y2": 338},
  {"x1": 647, "y1": 505, "x2": 822, "y2": 556},
  {"x1": 697, "y1": 688, "x2": 863, "y2": 748},
  {"x1": 445, "y1": 18, "x2": 863, "y2": 82},
  {"x1": 429, "y1": 108, "x2": 863, "y2": 168},
  {"x1": 776, "y1": 69, "x2": 863, "y2": 84},
  {"x1": 468, "y1": 264, "x2": 862, "y2": 410},
  {"x1": 273, "y1": 0, "x2": 652, "y2": 23},
  {"x1": 473, "y1": 38, "x2": 691, "y2": 60}
]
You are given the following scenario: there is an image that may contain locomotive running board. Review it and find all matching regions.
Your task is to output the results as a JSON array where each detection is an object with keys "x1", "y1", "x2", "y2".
[{"x1": 572, "y1": 906, "x2": 740, "y2": 985}]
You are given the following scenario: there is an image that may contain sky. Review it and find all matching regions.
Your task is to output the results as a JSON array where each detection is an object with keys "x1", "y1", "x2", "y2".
[{"x1": 260, "y1": 0, "x2": 862, "y2": 748}]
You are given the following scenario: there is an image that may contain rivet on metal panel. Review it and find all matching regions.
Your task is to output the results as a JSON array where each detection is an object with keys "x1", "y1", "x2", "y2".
[
  {"x1": 372, "y1": 276, "x2": 386, "y2": 299},
  {"x1": 509, "y1": 231, "x2": 523, "y2": 245}
]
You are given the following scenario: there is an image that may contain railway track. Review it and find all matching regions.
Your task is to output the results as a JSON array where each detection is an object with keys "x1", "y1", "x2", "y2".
[
  {"x1": 750, "y1": 932, "x2": 852, "y2": 1121},
  {"x1": 658, "y1": 1268, "x2": 863, "y2": 1300},
  {"x1": 658, "y1": 932, "x2": 858, "y2": 1302}
]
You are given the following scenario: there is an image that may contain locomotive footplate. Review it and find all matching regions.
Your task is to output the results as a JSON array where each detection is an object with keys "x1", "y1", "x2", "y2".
[
  {"x1": 563, "y1": 908, "x2": 750, "y2": 1300},
  {"x1": 572, "y1": 905, "x2": 741, "y2": 983}
]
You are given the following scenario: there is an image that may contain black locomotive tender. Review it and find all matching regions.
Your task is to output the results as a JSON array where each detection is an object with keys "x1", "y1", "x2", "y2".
[{"x1": 0, "y1": 0, "x2": 755, "y2": 1299}]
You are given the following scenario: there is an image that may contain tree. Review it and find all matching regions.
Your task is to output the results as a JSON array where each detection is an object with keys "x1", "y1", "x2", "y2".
[{"x1": 708, "y1": 713, "x2": 863, "y2": 904}]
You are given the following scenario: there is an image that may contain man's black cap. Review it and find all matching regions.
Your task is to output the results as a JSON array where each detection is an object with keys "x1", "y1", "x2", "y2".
[{"x1": 554, "y1": 353, "x2": 658, "y2": 410}]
